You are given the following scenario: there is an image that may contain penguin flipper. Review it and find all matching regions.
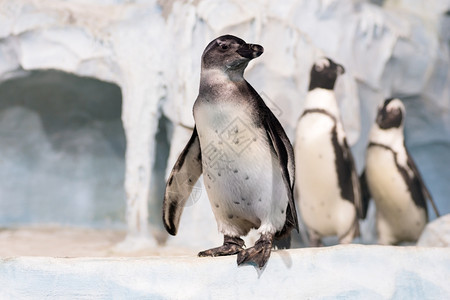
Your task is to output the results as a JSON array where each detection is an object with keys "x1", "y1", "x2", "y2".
[
  {"x1": 163, "y1": 127, "x2": 202, "y2": 235},
  {"x1": 359, "y1": 169, "x2": 371, "y2": 219},
  {"x1": 335, "y1": 132, "x2": 364, "y2": 220},
  {"x1": 406, "y1": 151, "x2": 440, "y2": 218},
  {"x1": 263, "y1": 109, "x2": 300, "y2": 234}
]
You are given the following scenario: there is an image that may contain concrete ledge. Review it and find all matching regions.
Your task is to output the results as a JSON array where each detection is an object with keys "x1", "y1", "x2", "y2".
[{"x1": 1, "y1": 245, "x2": 449, "y2": 299}]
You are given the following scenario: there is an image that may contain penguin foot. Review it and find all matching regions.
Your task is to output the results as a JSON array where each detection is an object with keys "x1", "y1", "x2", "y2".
[
  {"x1": 338, "y1": 221, "x2": 359, "y2": 244},
  {"x1": 237, "y1": 233, "x2": 274, "y2": 269},
  {"x1": 198, "y1": 235, "x2": 245, "y2": 257},
  {"x1": 308, "y1": 230, "x2": 323, "y2": 247}
]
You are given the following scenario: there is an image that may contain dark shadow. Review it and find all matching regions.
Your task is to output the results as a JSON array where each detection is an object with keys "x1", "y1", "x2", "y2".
[
  {"x1": 0, "y1": 70, "x2": 126, "y2": 227},
  {"x1": 149, "y1": 112, "x2": 172, "y2": 244}
]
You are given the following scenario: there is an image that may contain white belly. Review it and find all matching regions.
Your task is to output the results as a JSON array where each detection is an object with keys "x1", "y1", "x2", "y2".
[
  {"x1": 194, "y1": 101, "x2": 288, "y2": 237},
  {"x1": 366, "y1": 146, "x2": 427, "y2": 244},
  {"x1": 295, "y1": 114, "x2": 355, "y2": 237}
]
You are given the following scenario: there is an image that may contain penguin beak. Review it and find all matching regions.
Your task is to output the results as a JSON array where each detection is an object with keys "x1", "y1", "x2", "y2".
[{"x1": 236, "y1": 43, "x2": 264, "y2": 59}]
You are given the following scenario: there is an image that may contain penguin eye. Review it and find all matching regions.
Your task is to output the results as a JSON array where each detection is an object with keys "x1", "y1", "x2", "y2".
[{"x1": 220, "y1": 44, "x2": 229, "y2": 50}]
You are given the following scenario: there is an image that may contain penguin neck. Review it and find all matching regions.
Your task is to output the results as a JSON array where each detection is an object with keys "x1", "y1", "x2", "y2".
[
  {"x1": 304, "y1": 88, "x2": 340, "y2": 118},
  {"x1": 369, "y1": 125, "x2": 405, "y2": 152},
  {"x1": 199, "y1": 68, "x2": 245, "y2": 95}
]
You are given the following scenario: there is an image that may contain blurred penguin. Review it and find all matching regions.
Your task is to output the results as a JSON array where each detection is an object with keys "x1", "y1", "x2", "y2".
[
  {"x1": 295, "y1": 57, "x2": 365, "y2": 246},
  {"x1": 360, "y1": 98, "x2": 440, "y2": 245}
]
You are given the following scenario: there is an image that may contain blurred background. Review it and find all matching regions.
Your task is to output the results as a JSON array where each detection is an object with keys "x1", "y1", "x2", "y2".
[{"x1": 0, "y1": 0, "x2": 448, "y2": 253}]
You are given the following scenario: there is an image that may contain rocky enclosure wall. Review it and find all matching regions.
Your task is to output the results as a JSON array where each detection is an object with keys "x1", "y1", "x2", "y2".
[{"x1": 0, "y1": 0, "x2": 448, "y2": 248}]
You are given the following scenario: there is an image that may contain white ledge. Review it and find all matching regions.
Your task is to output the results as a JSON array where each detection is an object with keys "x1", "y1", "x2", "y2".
[{"x1": 1, "y1": 245, "x2": 449, "y2": 299}]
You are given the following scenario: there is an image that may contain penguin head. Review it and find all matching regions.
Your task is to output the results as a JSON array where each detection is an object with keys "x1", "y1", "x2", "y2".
[
  {"x1": 376, "y1": 98, "x2": 405, "y2": 130},
  {"x1": 308, "y1": 57, "x2": 345, "y2": 91},
  {"x1": 201, "y1": 35, "x2": 264, "y2": 74}
]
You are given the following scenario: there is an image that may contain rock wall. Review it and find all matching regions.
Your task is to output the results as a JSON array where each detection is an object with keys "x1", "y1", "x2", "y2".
[
  {"x1": 0, "y1": 70, "x2": 125, "y2": 227},
  {"x1": 0, "y1": 0, "x2": 448, "y2": 248}
]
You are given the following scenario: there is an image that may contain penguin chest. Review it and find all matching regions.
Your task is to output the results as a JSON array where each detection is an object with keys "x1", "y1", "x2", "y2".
[
  {"x1": 193, "y1": 101, "x2": 287, "y2": 231},
  {"x1": 295, "y1": 114, "x2": 355, "y2": 235},
  {"x1": 366, "y1": 147, "x2": 427, "y2": 241},
  {"x1": 295, "y1": 114, "x2": 337, "y2": 186}
]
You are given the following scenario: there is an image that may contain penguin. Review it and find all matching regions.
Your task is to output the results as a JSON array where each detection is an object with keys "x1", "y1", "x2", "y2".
[
  {"x1": 294, "y1": 57, "x2": 365, "y2": 246},
  {"x1": 360, "y1": 98, "x2": 440, "y2": 245},
  {"x1": 163, "y1": 35, "x2": 299, "y2": 268}
]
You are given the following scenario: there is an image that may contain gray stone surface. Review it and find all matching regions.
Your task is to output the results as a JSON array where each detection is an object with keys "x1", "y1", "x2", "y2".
[
  {"x1": 0, "y1": 71, "x2": 126, "y2": 227},
  {"x1": 0, "y1": 0, "x2": 448, "y2": 248},
  {"x1": 418, "y1": 214, "x2": 450, "y2": 247},
  {"x1": 1, "y1": 245, "x2": 449, "y2": 299}
]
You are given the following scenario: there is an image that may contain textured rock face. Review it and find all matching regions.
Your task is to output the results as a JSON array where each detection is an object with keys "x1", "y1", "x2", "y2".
[
  {"x1": 0, "y1": 0, "x2": 448, "y2": 248},
  {"x1": 0, "y1": 70, "x2": 126, "y2": 227},
  {"x1": 418, "y1": 214, "x2": 450, "y2": 247},
  {"x1": 0, "y1": 0, "x2": 170, "y2": 245}
]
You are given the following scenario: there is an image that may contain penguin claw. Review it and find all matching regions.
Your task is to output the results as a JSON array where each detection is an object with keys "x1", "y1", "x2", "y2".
[
  {"x1": 198, "y1": 244, "x2": 243, "y2": 257},
  {"x1": 237, "y1": 233, "x2": 273, "y2": 269},
  {"x1": 236, "y1": 245, "x2": 271, "y2": 268},
  {"x1": 198, "y1": 236, "x2": 244, "y2": 257}
]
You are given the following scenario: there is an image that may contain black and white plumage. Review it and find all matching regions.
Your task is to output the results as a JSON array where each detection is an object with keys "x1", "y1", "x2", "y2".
[
  {"x1": 295, "y1": 57, "x2": 364, "y2": 246},
  {"x1": 163, "y1": 35, "x2": 299, "y2": 268},
  {"x1": 360, "y1": 98, "x2": 440, "y2": 245}
]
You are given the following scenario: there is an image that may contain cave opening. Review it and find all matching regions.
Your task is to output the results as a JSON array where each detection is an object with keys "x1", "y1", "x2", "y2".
[{"x1": 0, "y1": 70, "x2": 126, "y2": 228}]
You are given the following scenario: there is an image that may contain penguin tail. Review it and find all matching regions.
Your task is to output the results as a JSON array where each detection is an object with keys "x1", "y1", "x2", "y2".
[{"x1": 274, "y1": 221, "x2": 295, "y2": 249}]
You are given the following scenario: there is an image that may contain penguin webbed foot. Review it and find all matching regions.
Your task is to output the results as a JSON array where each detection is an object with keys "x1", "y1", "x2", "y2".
[
  {"x1": 237, "y1": 233, "x2": 274, "y2": 269},
  {"x1": 309, "y1": 238, "x2": 323, "y2": 247},
  {"x1": 198, "y1": 235, "x2": 245, "y2": 257},
  {"x1": 308, "y1": 230, "x2": 324, "y2": 247}
]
